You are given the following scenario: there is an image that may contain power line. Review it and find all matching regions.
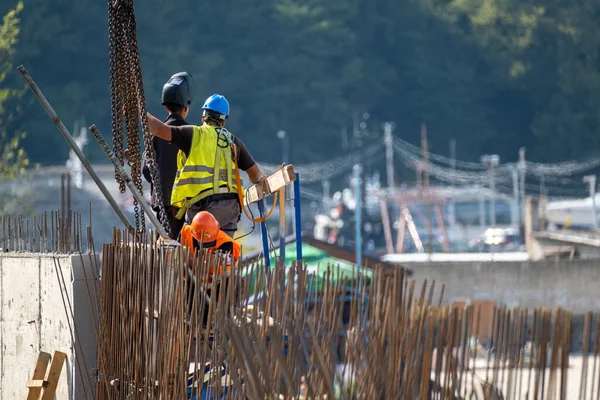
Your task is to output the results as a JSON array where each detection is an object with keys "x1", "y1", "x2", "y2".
[{"x1": 258, "y1": 142, "x2": 385, "y2": 184}]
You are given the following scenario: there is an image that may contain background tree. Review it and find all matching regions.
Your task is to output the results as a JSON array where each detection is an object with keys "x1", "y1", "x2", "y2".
[
  {"x1": 0, "y1": 1, "x2": 35, "y2": 214},
  {"x1": 1, "y1": 0, "x2": 599, "y2": 180}
]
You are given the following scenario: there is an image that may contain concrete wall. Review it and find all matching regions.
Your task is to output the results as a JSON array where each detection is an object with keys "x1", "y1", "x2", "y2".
[
  {"x1": 405, "y1": 259, "x2": 600, "y2": 313},
  {"x1": 0, "y1": 254, "x2": 98, "y2": 400}
]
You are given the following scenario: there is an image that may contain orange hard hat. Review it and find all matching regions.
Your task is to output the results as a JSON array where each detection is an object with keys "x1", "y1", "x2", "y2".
[{"x1": 190, "y1": 211, "x2": 220, "y2": 243}]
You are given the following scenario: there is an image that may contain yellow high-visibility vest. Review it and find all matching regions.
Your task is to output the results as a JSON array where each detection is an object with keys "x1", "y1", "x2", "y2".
[{"x1": 171, "y1": 125, "x2": 238, "y2": 211}]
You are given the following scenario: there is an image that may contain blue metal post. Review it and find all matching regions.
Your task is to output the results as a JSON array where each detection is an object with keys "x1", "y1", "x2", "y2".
[
  {"x1": 293, "y1": 173, "x2": 302, "y2": 261},
  {"x1": 279, "y1": 187, "x2": 286, "y2": 267},
  {"x1": 258, "y1": 199, "x2": 271, "y2": 270},
  {"x1": 354, "y1": 165, "x2": 362, "y2": 266}
]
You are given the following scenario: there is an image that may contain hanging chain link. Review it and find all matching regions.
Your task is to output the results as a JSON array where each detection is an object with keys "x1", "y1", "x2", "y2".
[
  {"x1": 107, "y1": 0, "x2": 172, "y2": 237},
  {"x1": 108, "y1": 3, "x2": 125, "y2": 194}
]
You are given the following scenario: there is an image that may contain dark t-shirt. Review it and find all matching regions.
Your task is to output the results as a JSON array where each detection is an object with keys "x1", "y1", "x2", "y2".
[
  {"x1": 142, "y1": 113, "x2": 189, "y2": 208},
  {"x1": 170, "y1": 125, "x2": 256, "y2": 171}
]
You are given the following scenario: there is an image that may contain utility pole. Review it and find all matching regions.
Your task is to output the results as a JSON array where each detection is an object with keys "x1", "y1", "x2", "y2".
[
  {"x1": 354, "y1": 164, "x2": 363, "y2": 265},
  {"x1": 518, "y1": 147, "x2": 526, "y2": 227},
  {"x1": 481, "y1": 154, "x2": 500, "y2": 230},
  {"x1": 421, "y1": 123, "x2": 433, "y2": 253},
  {"x1": 277, "y1": 130, "x2": 290, "y2": 238},
  {"x1": 322, "y1": 180, "x2": 330, "y2": 202},
  {"x1": 479, "y1": 185, "x2": 486, "y2": 230},
  {"x1": 277, "y1": 130, "x2": 288, "y2": 162},
  {"x1": 449, "y1": 139, "x2": 456, "y2": 227},
  {"x1": 511, "y1": 165, "x2": 520, "y2": 230},
  {"x1": 383, "y1": 122, "x2": 395, "y2": 189},
  {"x1": 583, "y1": 175, "x2": 598, "y2": 229}
]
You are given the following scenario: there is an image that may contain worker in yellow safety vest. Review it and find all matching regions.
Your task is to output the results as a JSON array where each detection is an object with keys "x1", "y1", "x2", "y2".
[{"x1": 145, "y1": 94, "x2": 267, "y2": 238}]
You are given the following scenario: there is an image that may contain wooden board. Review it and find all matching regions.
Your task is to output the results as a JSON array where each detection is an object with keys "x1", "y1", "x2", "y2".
[
  {"x1": 40, "y1": 351, "x2": 66, "y2": 400},
  {"x1": 26, "y1": 352, "x2": 51, "y2": 400},
  {"x1": 244, "y1": 165, "x2": 296, "y2": 206}
]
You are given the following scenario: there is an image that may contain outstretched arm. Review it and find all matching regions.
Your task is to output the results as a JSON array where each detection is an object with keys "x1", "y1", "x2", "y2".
[
  {"x1": 234, "y1": 136, "x2": 267, "y2": 184},
  {"x1": 145, "y1": 112, "x2": 172, "y2": 141},
  {"x1": 246, "y1": 164, "x2": 268, "y2": 185}
]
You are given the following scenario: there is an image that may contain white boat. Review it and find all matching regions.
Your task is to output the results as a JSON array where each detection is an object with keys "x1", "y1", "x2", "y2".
[{"x1": 545, "y1": 195, "x2": 599, "y2": 229}]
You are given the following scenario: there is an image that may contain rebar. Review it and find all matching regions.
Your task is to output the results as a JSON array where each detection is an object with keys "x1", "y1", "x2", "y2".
[
  {"x1": 89, "y1": 231, "x2": 600, "y2": 399},
  {"x1": 0, "y1": 211, "x2": 85, "y2": 254}
]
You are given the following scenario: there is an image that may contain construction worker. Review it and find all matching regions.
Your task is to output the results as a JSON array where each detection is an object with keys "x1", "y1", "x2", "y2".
[
  {"x1": 180, "y1": 211, "x2": 241, "y2": 267},
  {"x1": 180, "y1": 211, "x2": 243, "y2": 326},
  {"x1": 145, "y1": 94, "x2": 267, "y2": 238},
  {"x1": 142, "y1": 71, "x2": 194, "y2": 239}
]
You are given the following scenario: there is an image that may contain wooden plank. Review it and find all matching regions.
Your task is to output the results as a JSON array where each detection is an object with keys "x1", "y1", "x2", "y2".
[
  {"x1": 26, "y1": 379, "x2": 48, "y2": 389},
  {"x1": 244, "y1": 165, "x2": 296, "y2": 206},
  {"x1": 40, "y1": 351, "x2": 66, "y2": 400},
  {"x1": 26, "y1": 352, "x2": 51, "y2": 400}
]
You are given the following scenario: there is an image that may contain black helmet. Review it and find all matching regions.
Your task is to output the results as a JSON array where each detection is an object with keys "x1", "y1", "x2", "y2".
[{"x1": 161, "y1": 72, "x2": 194, "y2": 107}]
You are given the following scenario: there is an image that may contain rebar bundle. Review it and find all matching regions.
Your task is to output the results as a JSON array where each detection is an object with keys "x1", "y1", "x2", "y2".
[
  {"x1": 1, "y1": 211, "x2": 86, "y2": 254},
  {"x1": 95, "y1": 232, "x2": 600, "y2": 399}
]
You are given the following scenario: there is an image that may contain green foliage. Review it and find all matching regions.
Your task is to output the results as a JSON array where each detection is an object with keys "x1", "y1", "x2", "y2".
[
  {"x1": 0, "y1": 1, "x2": 36, "y2": 214},
  {"x1": 1, "y1": 0, "x2": 599, "y2": 172},
  {"x1": 425, "y1": 0, "x2": 600, "y2": 160}
]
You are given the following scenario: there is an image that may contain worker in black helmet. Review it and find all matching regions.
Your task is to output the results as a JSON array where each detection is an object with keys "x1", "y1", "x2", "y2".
[{"x1": 142, "y1": 71, "x2": 194, "y2": 239}]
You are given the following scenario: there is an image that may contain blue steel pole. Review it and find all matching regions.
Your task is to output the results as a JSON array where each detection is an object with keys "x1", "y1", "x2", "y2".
[
  {"x1": 353, "y1": 164, "x2": 366, "y2": 325},
  {"x1": 279, "y1": 188, "x2": 286, "y2": 267},
  {"x1": 258, "y1": 199, "x2": 271, "y2": 270},
  {"x1": 258, "y1": 199, "x2": 272, "y2": 311},
  {"x1": 293, "y1": 173, "x2": 303, "y2": 262}
]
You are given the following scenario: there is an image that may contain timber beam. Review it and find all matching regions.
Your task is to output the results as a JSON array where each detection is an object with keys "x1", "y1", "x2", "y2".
[{"x1": 244, "y1": 164, "x2": 296, "y2": 206}]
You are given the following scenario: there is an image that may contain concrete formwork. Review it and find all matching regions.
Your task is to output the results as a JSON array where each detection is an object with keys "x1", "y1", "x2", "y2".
[{"x1": 0, "y1": 253, "x2": 98, "y2": 400}]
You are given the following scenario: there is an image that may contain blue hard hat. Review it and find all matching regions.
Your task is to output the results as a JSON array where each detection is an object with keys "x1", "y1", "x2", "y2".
[{"x1": 201, "y1": 94, "x2": 230, "y2": 118}]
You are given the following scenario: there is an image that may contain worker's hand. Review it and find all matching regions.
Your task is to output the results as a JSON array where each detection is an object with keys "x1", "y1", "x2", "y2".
[{"x1": 252, "y1": 172, "x2": 268, "y2": 189}]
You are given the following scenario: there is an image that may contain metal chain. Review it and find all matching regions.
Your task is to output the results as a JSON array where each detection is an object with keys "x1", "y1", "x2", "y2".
[
  {"x1": 121, "y1": 15, "x2": 143, "y2": 232},
  {"x1": 107, "y1": 0, "x2": 171, "y2": 237},
  {"x1": 123, "y1": 3, "x2": 145, "y2": 234},
  {"x1": 108, "y1": 3, "x2": 125, "y2": 194},
  {"x1": 108, "y1": 0, "x2": 142, "y2": 233},
  {"x1": 125, "y1": 5, "x2": 171, "y2": 237}
]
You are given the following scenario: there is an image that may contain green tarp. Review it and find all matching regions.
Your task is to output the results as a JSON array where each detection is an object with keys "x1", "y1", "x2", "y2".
[{"x1": 241, "y1": 242, "x2": 373, "y2": 297}]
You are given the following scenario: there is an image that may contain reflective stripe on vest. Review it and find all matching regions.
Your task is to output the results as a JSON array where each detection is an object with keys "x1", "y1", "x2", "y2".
[
  {"x1": 170, "y1": 125, "x2": 239, "y2": 208},
  {"x1": 175, "y1": 165, "x2": 237, "y2": 178},
  {"x1": 176, "y1": 173, "x2": 233, "y2": 186}
]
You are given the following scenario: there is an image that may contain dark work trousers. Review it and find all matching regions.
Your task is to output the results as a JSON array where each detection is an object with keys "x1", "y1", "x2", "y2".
[{"x1": 187, "y1": 197, "x2": 242, "y2": 238}]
